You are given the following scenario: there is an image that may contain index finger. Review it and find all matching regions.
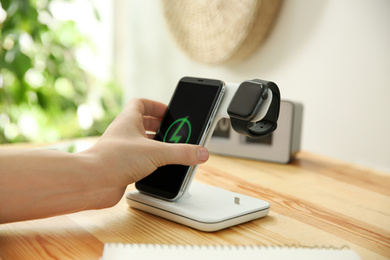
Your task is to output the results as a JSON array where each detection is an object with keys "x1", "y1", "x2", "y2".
[{"x1": 129, "y1": 98, "x2": 167, "y2": 118}]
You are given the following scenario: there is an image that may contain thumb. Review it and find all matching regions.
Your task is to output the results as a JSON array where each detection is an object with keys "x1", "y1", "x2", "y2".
[{"x1": 158, "y1": 143, "x2": 209, "y2": 166}]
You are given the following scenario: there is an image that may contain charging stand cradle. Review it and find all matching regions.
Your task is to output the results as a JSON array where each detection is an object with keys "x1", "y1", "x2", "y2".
[{"x1": 126, "y1": 82, "x2": 274, "y2": 232}]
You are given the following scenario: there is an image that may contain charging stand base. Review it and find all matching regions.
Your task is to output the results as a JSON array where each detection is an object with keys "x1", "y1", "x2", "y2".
[{"x1": 126, "y1": 182, "x2": 270, "y2": 232}]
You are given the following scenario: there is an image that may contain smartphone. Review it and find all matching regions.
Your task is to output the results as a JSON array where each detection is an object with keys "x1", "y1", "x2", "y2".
[{"x1": 135, "y1": 77, "x2": 225, "y2": 201}]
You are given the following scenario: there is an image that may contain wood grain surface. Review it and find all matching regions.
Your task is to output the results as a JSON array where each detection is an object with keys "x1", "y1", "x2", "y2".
[{"x1": 0, "y1": 151, "x2": 389, "y2": 260}]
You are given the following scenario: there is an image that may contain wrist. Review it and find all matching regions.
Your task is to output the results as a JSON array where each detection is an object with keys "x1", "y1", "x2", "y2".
[{"x1": 78, "y1": 149, "x2": 125, "y2": 209}]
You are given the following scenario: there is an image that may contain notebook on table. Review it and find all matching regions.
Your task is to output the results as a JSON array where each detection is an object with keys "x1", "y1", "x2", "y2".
[{"x1": 100, "y1": 243, "x2": 361, "y2": 260}]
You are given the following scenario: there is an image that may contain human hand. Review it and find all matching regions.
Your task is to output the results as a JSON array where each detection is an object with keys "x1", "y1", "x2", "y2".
[
  {"x1": 0, "y1": 98, "x2": 209, "y2": 222},
  {"x1": 83, "y1": 98, "x2": 209, "y2": 190}
]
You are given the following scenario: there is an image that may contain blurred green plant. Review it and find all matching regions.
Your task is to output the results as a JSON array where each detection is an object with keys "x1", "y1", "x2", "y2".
[{"x1": 0, "y1": 0, "x2": 121, "y2": 143}]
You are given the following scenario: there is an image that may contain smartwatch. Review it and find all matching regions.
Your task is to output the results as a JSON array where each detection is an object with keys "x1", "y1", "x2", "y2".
[{"x1": 227, "y1": 79, "x2": 280, "y2": 138}]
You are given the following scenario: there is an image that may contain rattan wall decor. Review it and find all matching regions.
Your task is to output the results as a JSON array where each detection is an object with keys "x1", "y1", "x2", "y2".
[{"x1": 161, "y1": 0, "x2": 282, "y2": 64}]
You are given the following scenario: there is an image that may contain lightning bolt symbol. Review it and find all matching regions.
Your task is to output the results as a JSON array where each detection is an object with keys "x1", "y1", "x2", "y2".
[{"x1": 169, "y1": 116, "x2": 189, "y2": 143}]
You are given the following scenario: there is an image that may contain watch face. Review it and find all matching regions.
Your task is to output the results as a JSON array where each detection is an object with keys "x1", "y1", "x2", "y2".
[{"x1": 228, "y1": 81, "x2": 266, "y2": 119}]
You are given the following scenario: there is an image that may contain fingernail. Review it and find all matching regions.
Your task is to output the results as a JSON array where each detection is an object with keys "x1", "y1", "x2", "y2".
[{"x1": 197, "y1": 147, "x2": 209, "y2": 162}]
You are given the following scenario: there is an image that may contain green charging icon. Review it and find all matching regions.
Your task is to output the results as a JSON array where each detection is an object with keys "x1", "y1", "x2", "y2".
[{"x1": 163, "y1": 116, "x2": 192, "y2": 144}]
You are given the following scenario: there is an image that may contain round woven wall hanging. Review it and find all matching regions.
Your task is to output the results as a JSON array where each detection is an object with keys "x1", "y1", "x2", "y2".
[{"x1": 161, "y1": 0, "x2": 282, "y2": 65}]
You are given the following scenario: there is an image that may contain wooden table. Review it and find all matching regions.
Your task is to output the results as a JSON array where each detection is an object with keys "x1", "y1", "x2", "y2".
[{"x1": 0, "y1": 151, "x2": 389, "y2": 259}]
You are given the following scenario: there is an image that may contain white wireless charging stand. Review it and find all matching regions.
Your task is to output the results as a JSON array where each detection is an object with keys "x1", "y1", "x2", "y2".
[{"x1": 126, "y1": 82, "x2": 273, "y2": 232}]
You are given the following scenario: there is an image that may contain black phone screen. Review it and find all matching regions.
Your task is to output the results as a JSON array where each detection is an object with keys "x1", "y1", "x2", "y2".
[{"x1": 135, "y1": 77, "x2": 224, "y2": 200}]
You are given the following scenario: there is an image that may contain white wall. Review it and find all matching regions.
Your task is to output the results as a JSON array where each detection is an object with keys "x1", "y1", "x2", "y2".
[
  {"x1": 51, "y1": 0, "x2": 114, "y2": 82},
  {"x1": 119, "y1": 0, "x2": 390, "y2": 173}
]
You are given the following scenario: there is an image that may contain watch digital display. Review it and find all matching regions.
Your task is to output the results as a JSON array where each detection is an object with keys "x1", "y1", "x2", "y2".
[{"x1": 227, "y1": 81, "x2": 266, "y2": 119}]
